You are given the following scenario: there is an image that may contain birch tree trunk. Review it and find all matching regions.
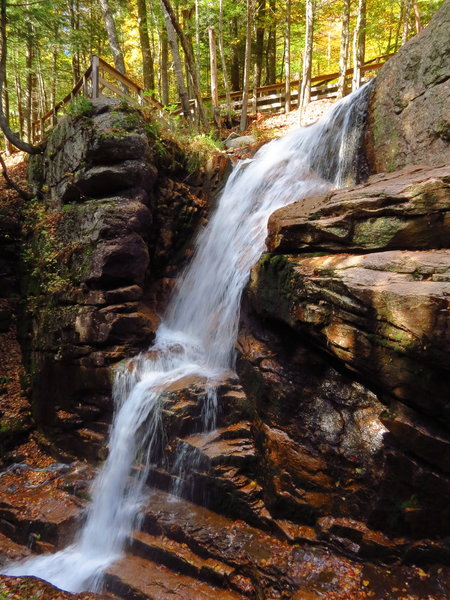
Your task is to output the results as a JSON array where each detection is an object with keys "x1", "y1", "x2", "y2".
[
  {"x1": 160, "y1": 0, "x2": 208, "y2": 130},
  {"x1": 401, "y1": 0, "x2": 411, "y2": 45},
  {"x1": 161, "y1": 1, "x2": 191, "y2": 119},
  {"x1": 160, "y1": 30, "x2": 169, "y2": 106},
  {"x1": 69, "y1": 0, "x2": 81, "y2": 84},
  {"x1": 299, "y1": 0, "x2": 314, "y2": 121},
  {"x1": 254, "y1": 0, "x2": 265, "y2": 90},
  {"x1": 265, "y1": 0, "x2": 276, "y2": 85},
  {"x1": 208, "y1": 26, "x2": 220, "y2": 128},
  {"x1": 218, "y1": 0, "x2": 233, "y2": 121},
  {"x1": 137, "y1": 0, "x2": 155, "y2": 92},
  {"x1": 413, "y1": 0, "x2": 422, "y2": 33},
  {"x1": 352, "y1": 0, "x2": 366, "y2": 91},
  {"x1": 336, "y1": 0, "x2": 350, "y2": 100},
  {"x1": 240, "y1": 0, "x2": 253, "y2": 131},
  {"x1": 284, "y1": 0, "x2": 291, "y2": 112},
  {"x1": 99, "y1": 0, "x2": 126, "y2": 75}
]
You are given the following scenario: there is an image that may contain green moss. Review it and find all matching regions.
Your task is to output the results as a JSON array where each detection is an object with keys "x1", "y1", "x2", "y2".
[
  {"x1": 353, "y1": 216, "x2": 403, "y2": 247},
  {"x1": 66, "y1": 96, "x2": 94, "y2": 117}
]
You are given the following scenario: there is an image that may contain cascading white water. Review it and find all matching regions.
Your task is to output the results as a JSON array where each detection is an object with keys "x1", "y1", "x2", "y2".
[{"x1": 2, "y1": 84, "x2": 372, "y2": 592}]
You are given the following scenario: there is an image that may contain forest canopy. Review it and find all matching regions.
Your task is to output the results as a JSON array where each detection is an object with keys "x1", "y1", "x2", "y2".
[{"x1": 0, "y1": 0, "x2": 446, "y2": 145}]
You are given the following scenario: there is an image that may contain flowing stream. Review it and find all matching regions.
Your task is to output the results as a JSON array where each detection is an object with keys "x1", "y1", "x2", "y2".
[{"x1": 3, "y1": 84, "x2": 372, "y2": 592}]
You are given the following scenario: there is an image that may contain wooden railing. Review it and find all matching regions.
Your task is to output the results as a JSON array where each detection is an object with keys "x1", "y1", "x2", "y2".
[
  {"x1": 172, "y1": 53, "x2": 393, "y2": 117},
  {"x1": 32, "y1": 52, "x2": 393, "y2": 142},
  {"x1": 31, "y1": 55, "x2": 163, "y2": 143}
]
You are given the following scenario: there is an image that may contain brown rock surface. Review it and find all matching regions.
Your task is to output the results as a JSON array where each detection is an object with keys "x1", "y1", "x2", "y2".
[
  {"x1": 247, "y1": 249, "x2": 450, "y2": 418},
  {"x1": 364, "y1": 0, "x2": 450, "y2": 172},
  {"x1": 22, "y1": 100, "x2": 219, "y2": 459},
  {"x1": 267, "y1": 165, "x2": 450, "y2": 254}
]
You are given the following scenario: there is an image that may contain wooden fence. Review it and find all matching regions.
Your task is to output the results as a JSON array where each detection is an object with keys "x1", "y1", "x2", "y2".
[
  {"x1": 31, "y1": 53, "x2": 392, "y2": 142},
  {"x1": 31, "y1": 55, "x2": 163, "y2": 143},
  {"x1": 172, "y1": 54, "x2": 392, "y2": 117}
]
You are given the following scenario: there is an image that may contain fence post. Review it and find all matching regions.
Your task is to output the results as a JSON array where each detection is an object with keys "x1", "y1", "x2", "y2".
[{"x1": 91, "y1": 55, "x2": 99, "y2": 99}]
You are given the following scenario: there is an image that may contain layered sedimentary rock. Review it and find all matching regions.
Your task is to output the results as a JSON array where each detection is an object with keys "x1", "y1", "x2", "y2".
[
  {"x1": 242, "y1": 163, "x2": 450, "y2": 558},
  {"x1": 24, "y1": 99, "x2": 219, "y2": 459}
]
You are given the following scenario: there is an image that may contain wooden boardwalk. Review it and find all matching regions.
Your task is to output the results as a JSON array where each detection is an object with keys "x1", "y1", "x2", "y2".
[{"x1": 31, "y1": 53, "x2": 391, "y2": 143}]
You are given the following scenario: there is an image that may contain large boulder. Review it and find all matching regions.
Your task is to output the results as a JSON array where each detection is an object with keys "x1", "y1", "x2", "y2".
[{"x1": 365, "y1": 0, "x2": 450, "y2": 172}]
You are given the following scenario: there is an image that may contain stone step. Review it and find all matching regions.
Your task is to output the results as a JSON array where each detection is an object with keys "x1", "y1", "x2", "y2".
[
  {"x1": 129, "y1": 530, "x2": 235, "y2": 588},
  {"x1": 141, "y1": 489, "x2": 284, "y2": 565},
  {"x1": 105, "y1": 554, "x2": 243, "y2": 600}
]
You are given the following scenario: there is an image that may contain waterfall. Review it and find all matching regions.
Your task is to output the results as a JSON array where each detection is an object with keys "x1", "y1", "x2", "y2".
[{"x1": 2, "y1": 84, "x2": 372, "y2": 593}]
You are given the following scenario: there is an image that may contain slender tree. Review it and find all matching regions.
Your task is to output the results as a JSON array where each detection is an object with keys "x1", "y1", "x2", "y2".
[
  {"x1": 240, "y1": 0, "x2": 253, "y2": 131},
  {"x1": 413, "y1": 0, "x2": 422, "y2": 33},
  {"x1": 265, "y1": 0, "x2": 276, "y2": 85},
  {"x1": 160, "y1": 28, "x2": 169, "y2": 106},
  {"x1": 336, "y1": 0, "x2": 350, "y2": 99},
  {"x1": 299, "y1": 0, "x2": 314, "y2": 120},
  {"x1": 284, "y1": 0, "x2": 291, "y2": 112},
  {"x1": 99, "y1": 0, "x2": 126, "y2": 74},
  {"x1": 160, "y1": 0, "x2": 208, "y2": 129},
  {"x1": 352, "y1": 0, "x2": 366, "y2": 91},
  {"x1": 218, "y1": 0, "x2": 233, "y2": 121},
  {"x1": 401, "y1": 0, "x2": 411, "y2": 45},
  {"x1": 69, "y1": 0, "x2": 81, "y2": 83},
  {"x1": 161, "y1": 0, "x2": 191, "y2": 118},
  {"x1": 208, "y1": 25, "x2": 220, "y2": 127},
  {"x1": 137, "y1": 0, "x2": 155, "y2": 92},
  {"x1": 230, "y1": 16, "x2": 241, "y2": 91},
  {"x1": 254, "y1": 0, "x2": 265, "y2": 90}
]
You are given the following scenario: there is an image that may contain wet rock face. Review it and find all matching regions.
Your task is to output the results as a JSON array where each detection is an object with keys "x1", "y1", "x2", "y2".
[
  {"x1": 24, "y1": 100, "x2": 213, "y2": 459},
  {"x1": 242, "y1": 162, "x2": 450, "y2": 556},
  {"x1": 365, "y1": 1, "x2": 450, "y2": 172}
]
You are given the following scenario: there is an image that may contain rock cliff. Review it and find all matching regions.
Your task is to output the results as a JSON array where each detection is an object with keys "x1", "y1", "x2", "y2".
[{"x1": 23, "y1": 99, "x2": 219, "y2": 459}]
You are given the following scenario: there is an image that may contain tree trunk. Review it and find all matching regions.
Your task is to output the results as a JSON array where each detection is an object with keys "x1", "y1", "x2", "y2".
[
  {"x1": 265, "y1": 0, "x2": 276, "y2": 85},
  {"x1": 254, "y1": 0, "x2": 265, "y2": 89},
  {"x1": 0, "y1": 0, "x2": 41, "y2": 153},
  {"x1": 352, "y1": 0, "x2": 366, "y2": 91},
  {"x1": 182, "y1": 6, "x2": 196, "y2": 103},
  {"x1": 208, "y1": 26, "x2": 219, "y2": 125},
  {"x1": 13, "y1": 61, "x2": 24, "y2": 139},
  {"x1": 25, "y1": 25, "x2": 34, "y2": 143},
  {"x1": 240, "y1": 0, "x2": 253, "y2": 131},
  {"x1": 284, "y1": 0, "x2": 291, "y2": 112},
  {"x1": 69, "y1": 0, "x2": 81, "y2": 84},
  {"x1": 2, "y1": 74, "x2": 12, "y2": 155},
  {"x1": 336, "y1": 0, "x2": 350, "y2": 100},
  {"x1": 137, "y1": 0, "x2": 155, "y2": 92},
  {"x1": 230, "y1": 17, "x2": 240, "y2": 91},
  {"x1": 160, "y1": 0, "x2": 208, "y2": 130},
  {"x1": 99, "y1": 0, "x2": 126, "y2": 74},
  {"x1": 218, "y1": 0, "x2": 233, "y2": 121},
  {"x1": 299, "y1": 0, "x2": 314, "y2": 119},
  {"x1": 413, "y1": 0, "x2": 422, "y2": 33},
  {"x1": 195, "y1": 0, "x2": 200, "y2": 76},
  {"x1": 161, "y1": 0, "x2": 191, "y2": 119},
  {"x1": 401, "y1": 0, "x2": 411, "y2": 45},
  {"x1": 160, "y1": 30, "x2": 169, "y2": 106}
]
